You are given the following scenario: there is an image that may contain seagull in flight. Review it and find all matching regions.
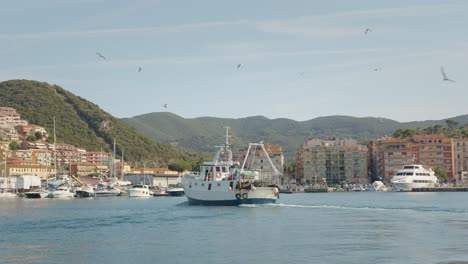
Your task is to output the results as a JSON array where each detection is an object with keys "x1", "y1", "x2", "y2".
[
  {"x1": 237, "y1": 64, "x2": 242, "y2": 69},
  {"x1": 138, "y1": 67, "x2": 142, "y2": 72},
  {"x1": 441, "y1": 67, "x2": 455, "y2": 82},
  {"x1": 163, "y1": 104, "x2": 167, "y2": 109},
  {"x1": 364, "y1": 28, "x2": 372, "y2": 34},
  {"x1": 96, "y1": 52, "x2": 107, "y2": 60},
  {"x1": 374, "y1": 67, "x2": 382, "y2": 71}
]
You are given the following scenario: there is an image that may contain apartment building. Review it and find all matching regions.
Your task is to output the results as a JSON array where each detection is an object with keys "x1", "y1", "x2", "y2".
[{"x1": 296, "y1": 137, "x2": 368, "y2": 185}]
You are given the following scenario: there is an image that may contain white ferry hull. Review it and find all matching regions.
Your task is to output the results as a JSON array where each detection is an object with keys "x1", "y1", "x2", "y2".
[{"x1": 392, "y1": 181, "x2": 437, "y2": 192}]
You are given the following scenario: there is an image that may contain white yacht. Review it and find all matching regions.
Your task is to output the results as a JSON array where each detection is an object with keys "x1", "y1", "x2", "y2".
[
  {"x1": 127, "y1": 185, "x2": 152, "y2": 197},
  {"x1": 390, "y1": 164, "x2": 439, "y2": 192},
  {"x1": 49, "y1": 185, "x2": 75, "y2": 198}
]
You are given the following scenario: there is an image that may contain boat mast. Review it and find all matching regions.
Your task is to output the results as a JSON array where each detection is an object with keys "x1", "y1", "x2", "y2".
[
  {"x1": 53, "y1": 116, "x2": 57, "y2": 180},
  {"x1": 224, "y1": 126, "x2": 232, "y2": 165},
  {"x1": 121, "y1": 148, "x2": 124, "y2": 180},
  {"x1": 112, "y1": 139, "x2": 116, "y2": 179}
]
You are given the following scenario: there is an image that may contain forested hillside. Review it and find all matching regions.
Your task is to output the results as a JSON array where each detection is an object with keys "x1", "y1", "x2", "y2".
[{"x1": 0, "y1": 80, "x2": 198, "y2": 166}]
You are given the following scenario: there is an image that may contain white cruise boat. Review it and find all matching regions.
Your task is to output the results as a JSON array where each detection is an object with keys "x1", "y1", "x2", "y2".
[
  {"x1": 390, "y1": 164, "x2": 438, "y2": 192},
  {"x1": 181, "y1": 128, "x2": 280, "y2": 206},
  {"x1": 127, "y1": 185, "x2": 152, "y2": 197}
]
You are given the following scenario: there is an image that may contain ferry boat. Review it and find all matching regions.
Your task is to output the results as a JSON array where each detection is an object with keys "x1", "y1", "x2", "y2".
[
  {"x1": 390, "y1": 164, "x2": 439, "y2": 192},
  {"x1": 181, "y1": 128, "x2": 280, "y2": 206}
]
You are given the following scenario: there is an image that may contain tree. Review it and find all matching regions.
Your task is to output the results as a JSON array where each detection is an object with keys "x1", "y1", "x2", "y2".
[
  {"x1": 34, "y1": 131, "x2": 43, "y2": 140},
  {"x1": 434, "y1": 167, "x2": 448, "y2": 183},
  {"x1": 26, "y1": 135, "x2": 36, "y2": 141},
  {"x1": 446, "y1": 119, "x2": 459, "y2": 129},
  {"x1": 9, "y1": 141, "x2": 20, "y2": 150}
]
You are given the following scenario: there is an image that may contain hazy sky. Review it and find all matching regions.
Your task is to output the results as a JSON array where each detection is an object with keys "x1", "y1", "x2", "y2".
[{"x1": 1, "y1": 0, "x2": 467, "y2": 122}]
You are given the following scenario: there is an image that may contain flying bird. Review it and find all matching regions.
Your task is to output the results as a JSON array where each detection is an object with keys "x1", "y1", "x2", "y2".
[
  {"x1": 374, "y1": 67, "x2": 382, "y2": 71},
  {"x1": 138, "y1": 67, "x2": 142, "y2": 72},
  {"x1": 96, "y1": 52, "x2": 107, "y2": 60},
  {"x1": 364, "y1": 28, "x2": 372, "y2": 34},
  {"x1": 441, "y1": 67, "x2": 455, "y2": 82},
  {"x1": 163, "y1": 104, "x2": 167, "y2": 109},
  {"x1": 237, "y1": 64, "x2": 242, "y2": 69}
]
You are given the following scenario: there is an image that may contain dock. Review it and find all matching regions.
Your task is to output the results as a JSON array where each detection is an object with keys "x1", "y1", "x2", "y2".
[{"x1": 412, "y1": 187, "x2": 468, "y2": 192}]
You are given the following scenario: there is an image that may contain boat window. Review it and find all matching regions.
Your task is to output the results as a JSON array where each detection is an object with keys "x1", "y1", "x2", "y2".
[
  {"x1": 222, "y1": 167, "x2": 227, "y2": 173},
  {"x1": 405, "y1": 172, "x2": 414, "y2": 176},
  {"x1": 397, "y1": 172, "x2": 404, "y2": 176},
  {"x1": 208, "y1": 184, "x2": 211, "y2": 190},
  {"x1": 216, "y1": 167, "x2": 221, "y2": 172}
]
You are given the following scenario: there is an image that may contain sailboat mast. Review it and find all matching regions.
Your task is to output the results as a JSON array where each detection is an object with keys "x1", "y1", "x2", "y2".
[
  {"x1": 112, "y1": 139, "x2": 116, "y2": 178},
  {"x1": 121, "y1": 148, "x2": 124, "y2": 180},
  {"x1": 53, "y1": 116, "x2": 57, "y2": 179}
]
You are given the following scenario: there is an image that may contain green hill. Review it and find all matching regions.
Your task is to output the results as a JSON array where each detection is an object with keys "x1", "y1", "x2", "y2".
[
  {"x1": 123, "y1": 112, "x2": 468, "y2": 161},
  {"x1": 0, "y1": 80, "x2": 197, "y2": 166}
]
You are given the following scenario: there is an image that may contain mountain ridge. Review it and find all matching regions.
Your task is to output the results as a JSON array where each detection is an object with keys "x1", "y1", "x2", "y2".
[{"x1": 122, "y1": 112, "x2": 468, "y2": 160}]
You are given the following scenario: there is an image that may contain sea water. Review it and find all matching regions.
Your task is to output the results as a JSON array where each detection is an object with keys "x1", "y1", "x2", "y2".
[{"x1": 1, "y1": 192, "x2": 468, "y2": 264}]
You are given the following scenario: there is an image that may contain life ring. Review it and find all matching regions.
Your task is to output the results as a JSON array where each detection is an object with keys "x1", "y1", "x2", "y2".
[
  {"x1": 242, "y1": 193, "x2": 248, "y2": 199},
  {"x1": 216, "y1": 172, "x2": 221, "y2": 179},
  {"x1": 235, "y1": 193, "x2": 241, "y2": 199}
]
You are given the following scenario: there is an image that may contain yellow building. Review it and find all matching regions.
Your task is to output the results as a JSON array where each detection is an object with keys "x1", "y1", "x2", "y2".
[{"x1": 297, "y1": 138, "x2": 368, "y2": 185}]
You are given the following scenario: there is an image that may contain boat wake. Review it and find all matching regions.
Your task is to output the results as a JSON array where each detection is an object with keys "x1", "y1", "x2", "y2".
[{"x1": 241, "y1": 203, "x2": 468, "y2": 214}]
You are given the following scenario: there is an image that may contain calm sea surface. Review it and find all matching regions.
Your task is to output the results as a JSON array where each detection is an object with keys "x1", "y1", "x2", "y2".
[{"x1": 1, "y1": 192, "x2": 468, "y2": 264}]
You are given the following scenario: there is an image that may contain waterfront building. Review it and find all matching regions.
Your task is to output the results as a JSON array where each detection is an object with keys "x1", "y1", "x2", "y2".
[
  {"x1": 296, "y1": 137, "x2": 368, "y2": 185},
  {"x1": 55, "y1": 143, "x2": 87, "y2": 165},
  {"x1": 86, "y1": 151, "x2": 112, "y2": 164},
  {"x1": 453, "y1": 138, "x2": 468, "y2": 178},
  {"x1": 7, "y1": 162, "x2": 56, "y2": 179},
  {"x1": 70, "y1": 162, "x2": 109, "y2": 177},
  {"x1": 124, "y1": 173, "x2": 180, "y2": 188}
]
